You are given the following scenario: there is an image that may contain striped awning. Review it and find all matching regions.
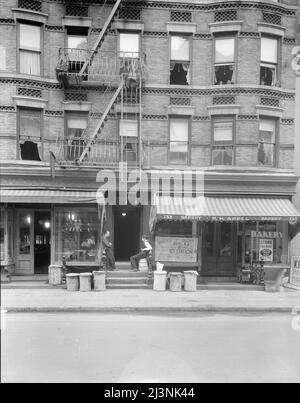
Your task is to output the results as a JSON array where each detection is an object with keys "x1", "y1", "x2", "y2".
[
  {"x1": 150, "y1": 195, "x2": 300, "y2": 228},
  {"x1": 0, "y1": 189, "x2": 103, "y2": 204}
]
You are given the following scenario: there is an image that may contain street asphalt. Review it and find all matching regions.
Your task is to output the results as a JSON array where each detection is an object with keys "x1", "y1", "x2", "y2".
[{"x1": 1, "y1": 312, "x2": 300, "y2": 383}]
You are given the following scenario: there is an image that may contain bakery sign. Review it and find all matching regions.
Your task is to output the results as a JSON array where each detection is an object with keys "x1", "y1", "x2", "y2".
[
  {"x1": 290, "y1": 256, "x2": 300, "y2": 287},
  {"x1": 155, "y1": 237, "x2": 198, "y2": 263}
]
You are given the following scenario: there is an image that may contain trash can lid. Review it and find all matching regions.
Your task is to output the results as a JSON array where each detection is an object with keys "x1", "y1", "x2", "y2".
[
  {"x1": 66, "y1": 273, "x2": 79, "y2": 277},
  {"x1": 79, "y1": 273, "x2": 93, "y2": 277},
  {"x1": 154, "y1": 270, "x2": 167, "y2": 275},
  {"x1": 93, "y1": 271, "x2": 106, "y2": 275},
  {"x1": 169, "y1": 272, "x2": 183, "y2": 276},
  {"x1": 184, "y1": 271, "x2": 199, "y2": 276}
]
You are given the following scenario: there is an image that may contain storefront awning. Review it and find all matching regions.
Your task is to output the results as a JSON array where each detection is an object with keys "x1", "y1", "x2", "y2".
[
  {"x1": 0, "y1": 189, "x2": 102, "y2": 204},
  {"x1": 150, "y1": 195, "x2": 300, "y2": 229}
]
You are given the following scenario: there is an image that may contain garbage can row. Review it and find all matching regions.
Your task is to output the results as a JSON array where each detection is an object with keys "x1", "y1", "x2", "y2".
[
  {"x1": 153, "y1": 271, "x2": 198, "y2": 292},
  {"x1": 66, "y1": 271, "x2": 106, "y2": 292}
]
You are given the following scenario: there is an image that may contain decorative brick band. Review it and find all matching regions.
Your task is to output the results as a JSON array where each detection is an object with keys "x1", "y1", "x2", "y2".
[
  {"x1": 45, "y1": 110, "x2": 64, "y2": 117},
  {"x1": 45, "y1": 25, "x2": 64, "y2": 32},
  {"x1": 0, "y1": 19, "x2": 15, "y2": 25},
  {"x1": 18, "y1": 87, "x2": 42, "y2": 98},
  {"x1": 260, "y1": 97, "x2": 280, "y2": 108},
  {"x1": 237, "y1": 115, "x2": 258, "y2": 120},
  {"x1": 170, "y1": 97, "x2": 191, "y2": 106},
  {"x1": 213, "y1": 96, "x2": 235, "y2": 105},
  {"x1": 239, "y1": 32, "x2": 260, "y2": 38},
  {"x1": 0, "y1": 106, "x2": 15, "y2": 112},
  {"x1": 193, "y1": 116, "x2": 210, "y2": 121},
  {"x1": 281, "y1": 118, "x2": 295, "y2": 125},
  {"x1": 283, "y1": 38, "x2": 296, "y2": 46},
  {"x1": 194, "y1": 33, "x2": 212, "y2": 40},
  {"x1": 143, "y1": 114, "x2": 167, "y2": 120},
  {"x1": 143, "y1": 31, "x2": 168, "y2": 37}
]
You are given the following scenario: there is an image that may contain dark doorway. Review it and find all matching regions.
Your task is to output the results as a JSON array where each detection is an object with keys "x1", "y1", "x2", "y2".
[
  {"x1": 114, "y1": 207, "x2": 140, "y2": 261},
  {"x1": 34, "y1": 211, "x2": 51, "y2": 274}
]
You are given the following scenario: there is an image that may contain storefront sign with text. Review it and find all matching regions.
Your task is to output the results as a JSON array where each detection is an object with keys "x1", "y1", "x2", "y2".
[
  {"x1": 155, "y1": 237, "x2": 198, "y2": 263},
  {"x1": 290, "y1": 256, "x2": 300, "y2": 287},
  {"x1": 259, "y1": 239, "x2": 274, "y2": 262}
]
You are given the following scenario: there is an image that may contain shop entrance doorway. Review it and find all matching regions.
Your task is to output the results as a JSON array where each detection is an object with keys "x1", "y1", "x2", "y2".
[
  {"x1": 114, "y1": 206, "x2": 141, "y2": 262},
  {"x1": 34, "y1": 211, "x2": 51, "y2": 274},
  {"x1": 202, "y1": 222, "x2": 236, "y2": 276}
]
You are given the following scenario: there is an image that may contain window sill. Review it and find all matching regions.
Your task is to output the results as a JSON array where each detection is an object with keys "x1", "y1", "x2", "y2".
[
  {"x1": 166, "y1": 22, "x2": 197, "y2": 34},
  {"x1": 12, "y1": 8, "x2": 48, "y2": 25},
  {"x1": 256, "y1": 105, "x2": 284, "y2": 118},
  {"x1": 13, "y1": 95, "x2": 48, "y2": 109},
  {"x1": 257, "y1": 23, "x2": 286, "y2": 38},
  {"x1": 209, "y1": 21, "x2": 243, "y2": 34}
]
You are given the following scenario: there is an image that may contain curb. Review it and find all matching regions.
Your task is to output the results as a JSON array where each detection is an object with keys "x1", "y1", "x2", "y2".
[{"x1": 2, "y1": 306, "x2": 294, "y2": 314}]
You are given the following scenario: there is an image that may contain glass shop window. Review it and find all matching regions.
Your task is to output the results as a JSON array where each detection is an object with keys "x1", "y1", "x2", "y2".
[
  {"x1": 260, "y1": 37, "x2": 278, "y2": 86},
  {"x1": 120, "y1": 119, "x2": 139, "y2": 163},
  {"x1": 258, "y1": 118, "x2": 276, "y2": 167},
  {"x1": 55, "y1": 208, "x2": 100, "y2": 263},
  {"x1": 214, "y1": 37, "x2": 235, "y2": 85},
  {"x1": 156, "y1": 221, "x2": 193, "y2": 236},
  {"x1": 67, "y1": 27, "x2": 88, "y2": 76},
  {"x1": 169, "y1": 118, "x2": 189, "y2": 165},
  {"x1": 19, "y1": 109, "x2": 42, "y2": 161},
  {"x1": 212, "y1": 120, "x2": 234, "y2": 166},
  {"x1": 19, "y1": 23, "x2": 41, "y2": 76},
  {"x1": 65, "y1": 113, "x2": 88, "y2": 161},
  {"x1": 170, "y1": 35, "x2": 190, "y2": 85}
]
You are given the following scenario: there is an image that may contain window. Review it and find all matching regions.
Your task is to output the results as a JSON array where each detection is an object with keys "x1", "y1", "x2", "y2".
[
  {"x1": 120, "y1": 119, "x2": 139, "y2": 163},
  {"x1": 0, "y1": 207, "x2": 4, "y2": 262},
  {"x1": 212, "y1": 119, "x2": 234, "y2": 165},
  {"x1": 156, "y1": 221, "x2": 193, "y2": 236},
  {"x1": 214, "y1": 37, "x2": 235, "y2": 85},
  {"x1": 67, "y1": 27, "x2": 88, "y2": 76},
  {"x1": 19, "y1": 109, "x2": 42, "y2": 161},
  {"x1": 19, "y1": 23, "x2": 41, "y2": 75},
  {"x1": 260, "y1": 37, "x2": 278, "y2": 86},
  {"x1": 169, "y1": 117, "x2": 189, "y2": 164},
  {"x1": 170, "y1": 35, "x2": 190, "y2": 85},
  {"x1": 258, "y1": 118, "x2": 276, "y2": 166},
  {"x1": 55, "y1": 208, "x2": 99, "y2": 263},
  {"x1": 65, "y1": 113, "x2": 88, "y2": 161}
]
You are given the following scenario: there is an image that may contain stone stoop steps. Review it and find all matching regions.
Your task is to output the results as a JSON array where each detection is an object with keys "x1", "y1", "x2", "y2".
[{"x1": 106, "y1": 262, "x2": 151, "y2": 290}]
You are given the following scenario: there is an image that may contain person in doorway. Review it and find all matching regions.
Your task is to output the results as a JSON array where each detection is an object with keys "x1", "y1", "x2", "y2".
[
  {"x1": 102, "y1": 230, "x2": 116, "y2": 271},
  {"x1": 130, "y1": 236, "x2": 152, "y2": 272}
]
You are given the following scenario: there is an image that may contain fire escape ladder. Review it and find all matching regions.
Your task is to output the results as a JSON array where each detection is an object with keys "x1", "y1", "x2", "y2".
[
  {"x1": 79, "y1": 0, "x2": 123, "y2": 78},
  {"x1": 77, "y1": 77, "x2": 125, "y2": 164}
]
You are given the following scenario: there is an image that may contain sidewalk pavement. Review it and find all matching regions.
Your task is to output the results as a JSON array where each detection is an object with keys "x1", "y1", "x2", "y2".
[{"x1": 1, "y1": 286, "x2": 300, "y2": 313}]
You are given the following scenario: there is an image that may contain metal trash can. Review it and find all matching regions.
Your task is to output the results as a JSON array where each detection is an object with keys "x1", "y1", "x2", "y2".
[
  {"x1": 93, "y1": 271, "x2": 106, "y2": 291},
  {"x1": 79, "y1": 273, "x2": 93, "y2": 292},
  {"x1": 49, "y1": 264, "x2": 62, "y2": 285},
  {"x1": 169, "y1": 272, "x2": 183, "y2": 292},
  {"x1": 66, "y1": 273, "x2": 79, "y2": 292},
  {"x1": 184, "y1": 271, "x2": 198, "y2": 292},
  {"x1": 153, "y1": 271, "x2": 167, "y2": 291}
]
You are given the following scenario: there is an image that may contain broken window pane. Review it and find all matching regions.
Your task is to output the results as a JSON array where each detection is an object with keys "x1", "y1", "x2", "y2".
[
  {"x1": 19, "y1": 109, "x2": 42, "y2": 161},
  {"x1": 258, "y1": 118, "x2": 276, "y2": 166}
]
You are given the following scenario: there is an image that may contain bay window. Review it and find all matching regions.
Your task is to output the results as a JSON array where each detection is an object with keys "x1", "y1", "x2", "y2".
[
  {"x1": 260, "y1": 37, "x2": 278, "y2": 86},
  {"x1": 19, "y1": 23, "x2": 41, "y2": 76},
  {"x1": 170, "y1": 35, "x2": 191, "y2": 85},
  {"x1": 19, "y1": 109, "x2": 42, "y2": 161},
  {"x1": 258, "y1": 118, "x2": 276, "y2": 166},
  {"x1": 169, "y1": 117, "x2": 189, "y2": 165},
  {"x1": 212, "y1": 119, "x2": 234, "y2": 165},
  {"x1": 214, "y1": 37, "x2": 235, "y2": 85}
]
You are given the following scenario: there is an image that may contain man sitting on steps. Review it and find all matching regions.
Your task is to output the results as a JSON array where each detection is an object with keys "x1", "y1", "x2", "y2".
[{"x1": 130, "y1": 236, "x2": 152, "y2": 272}]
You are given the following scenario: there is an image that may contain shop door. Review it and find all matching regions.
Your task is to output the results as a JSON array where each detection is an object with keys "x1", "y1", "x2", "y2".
[
  {"x1": 16, "y1": 210, "x2": 34, "y2": 274},
  {"x1": 34, "y1": 211, "x2": 51, "y2": 274},
  {"x1": 202, "y1": 222, "x2": 235, "y2": 276},
  {"x1": 114, "y1": 207, "x2": 140, "y2": 261}
]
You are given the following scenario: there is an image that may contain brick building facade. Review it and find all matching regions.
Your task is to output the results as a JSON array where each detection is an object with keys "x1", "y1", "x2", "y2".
[{"x1": 0, "y1": 0, "x2": 300, "y2": 280}]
